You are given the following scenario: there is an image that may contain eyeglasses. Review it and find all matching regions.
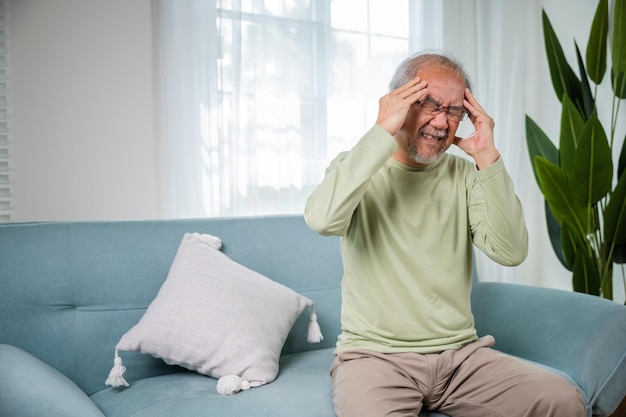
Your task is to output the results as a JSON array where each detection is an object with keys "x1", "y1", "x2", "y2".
[{"x1": 416, "y1": 98, "x2": 467, "y2": 121}]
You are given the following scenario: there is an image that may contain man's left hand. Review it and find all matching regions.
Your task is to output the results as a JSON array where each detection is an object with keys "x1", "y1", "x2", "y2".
[{"x1": 453, "y1": 89, "x2": 500, "y2": 169}]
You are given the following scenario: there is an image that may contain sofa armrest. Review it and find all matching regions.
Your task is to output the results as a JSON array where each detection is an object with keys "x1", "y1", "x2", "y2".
[
  {"x1": 0, "y1": 344, "x2": 105, "y2": 417},
  {"x1": 471, "y1": 282, "x2": 626, "y2": 417}
]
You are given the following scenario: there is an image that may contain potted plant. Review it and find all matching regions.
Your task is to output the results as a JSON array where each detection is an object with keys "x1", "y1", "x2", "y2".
[{"x1": 525, "y1": 0, "x2": 626, "y2": 302}]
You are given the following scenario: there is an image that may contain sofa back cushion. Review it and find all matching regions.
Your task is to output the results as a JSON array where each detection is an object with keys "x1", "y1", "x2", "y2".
[{"x1": 0, "y1": 215, "x2": 343, "y2": 395}]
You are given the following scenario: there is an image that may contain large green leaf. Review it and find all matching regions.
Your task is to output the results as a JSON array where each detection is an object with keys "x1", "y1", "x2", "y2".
[
  {"x1": 559, "y1": 94, "x2": 585, "y2": 175},
  {"x1": 572, "y1": 249, "x2": 601, "y2": 295},
  {"x1": 619, "y1": 132, "x2": 626, "y2": 179},
  {"x1": 575, "y1": 43, "x2": 595, "y2": 119},
  {"x1": 559, "y1": 217, "x2": 579, "y2": 270},
  {"x1": 542, "y1": 10, "x2": 583, "y2": 109},
  {"x1": 526, "y1": 115, "x2": 558, "y2": 186},
  {"x1": 612, "y1": 69, "x2": 626, "y2": 98},
  {"x1": 612, "y1": 0, "x2": 626, "y2": 75},
  {"x1": 535, "y1": 156, "x2": 588, "y2": 234},
  {"x1": 572, "y1": 114, "x2": 613, "y2": 205},
  {"x1": 544, "y1": 201, "x2": 572, "y2": 270},
  {"x1": 604, "y1": 171, "x2": 626, "y2": 246},
  {"x1": 585, "y1": 0, "x2": 609, "y2": 84}
]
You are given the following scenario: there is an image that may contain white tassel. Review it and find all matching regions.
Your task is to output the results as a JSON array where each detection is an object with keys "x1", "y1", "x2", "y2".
[
  {"x1": 216, "y1": 374, "x2": 252, "y2": 395},
  {"x1": 307, "y1": 309, "x2": 323, "y2": 343},
  {"x1": 191, "y1": 233, "x2": 222, "y2": 249},
  {"x1": 105, "y1": 350, "x2": 129, "y2": 388}
]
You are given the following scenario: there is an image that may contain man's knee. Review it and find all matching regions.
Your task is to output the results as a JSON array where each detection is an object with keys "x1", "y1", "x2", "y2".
[
  {"x1": 446, "y1": 349, "x2": 587, "y2": 417},
  {"x1": 524, "y1": 372, "x2": 586, "y2": 417}
]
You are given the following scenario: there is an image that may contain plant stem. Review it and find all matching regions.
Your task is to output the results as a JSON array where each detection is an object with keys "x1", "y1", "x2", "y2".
[
  {"x1": 601, "y1": 260, "x2": 613, "y2": 300},
  {"x1": 622, "y1": 263, "x2": 625, "y2": 304},
  {"x1": 611, "y1": 82, "x2": 618, "y2": 149}
]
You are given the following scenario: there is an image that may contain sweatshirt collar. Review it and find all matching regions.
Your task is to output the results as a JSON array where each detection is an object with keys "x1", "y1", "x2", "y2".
[{"x1": 387, "y1": 153, "x2": 449, "y2": 172}]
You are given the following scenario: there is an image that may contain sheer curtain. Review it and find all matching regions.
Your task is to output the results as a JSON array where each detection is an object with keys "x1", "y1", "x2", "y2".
[
  {"x1": 435, "y1": 0, "x2": 540, "y2": 288},
  {"x1": 437, "y1": 0, "x2": 562, "y2": 289},
  {"x1": 154, "y1": 0, "x2": 440, "y2": 218}
]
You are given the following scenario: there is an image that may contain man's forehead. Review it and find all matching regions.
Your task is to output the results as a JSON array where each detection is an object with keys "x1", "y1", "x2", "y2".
[{"x1": 417, "y1": 70, "x2": 466, "y2": 105}]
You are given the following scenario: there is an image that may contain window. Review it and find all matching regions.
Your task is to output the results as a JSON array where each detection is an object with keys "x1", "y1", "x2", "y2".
[{"x1": 155, "y1": 0, "x2": 440, "y2": 218}]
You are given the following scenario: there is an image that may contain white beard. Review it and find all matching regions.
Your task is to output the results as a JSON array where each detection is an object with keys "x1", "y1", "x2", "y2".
[{"x1": 408, "y1": 141, "x2": 445, "y2": 165}]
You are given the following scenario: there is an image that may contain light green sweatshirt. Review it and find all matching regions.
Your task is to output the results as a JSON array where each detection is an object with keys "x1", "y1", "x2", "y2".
[{"x1": 305, "y1": 125, "x2": 528, "y2": 354}]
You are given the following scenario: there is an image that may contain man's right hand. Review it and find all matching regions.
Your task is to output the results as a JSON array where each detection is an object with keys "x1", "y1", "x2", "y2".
[{"x1": 375, "y1": 77, "x2": 428, "y2": 136}]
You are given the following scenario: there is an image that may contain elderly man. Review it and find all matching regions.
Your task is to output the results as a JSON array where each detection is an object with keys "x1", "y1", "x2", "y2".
[{"x1": 305, "y1": 52, "x2": 585, "y2": 417}]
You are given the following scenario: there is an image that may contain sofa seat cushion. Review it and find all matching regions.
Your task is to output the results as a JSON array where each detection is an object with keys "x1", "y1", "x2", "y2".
[
  {"x1": 93, "y1": 347, "x2": 452, "y2": 417},
  {"x1": 93, "y1": 348, "x2": 336, "y2": 417}
]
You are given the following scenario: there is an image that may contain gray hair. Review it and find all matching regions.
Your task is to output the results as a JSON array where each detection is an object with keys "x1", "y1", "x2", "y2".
[{"x1": 388, "y1": 52, "x2": 472, "y2": 92}]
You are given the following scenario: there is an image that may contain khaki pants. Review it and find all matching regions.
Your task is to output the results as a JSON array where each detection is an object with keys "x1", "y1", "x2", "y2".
[{"x1": 330, "y1": 336, "x2": 586, "y2": 417}]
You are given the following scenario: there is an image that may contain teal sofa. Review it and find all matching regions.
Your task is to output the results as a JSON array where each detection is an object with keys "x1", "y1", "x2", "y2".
[{"x1": 0, "y1": 215, "x2": 624, "y2": 417}]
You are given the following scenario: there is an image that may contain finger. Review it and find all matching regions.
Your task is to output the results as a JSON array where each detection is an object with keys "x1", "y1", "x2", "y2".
[
  {"x1": 464, "y1": 89, "x2": 489, "y2": 116},
  {"x1": 395, "y1": 77, "x2": 427, "y2": 100},
  {"x1": 465, "y1": 104, "x2": 491, "y2": 129},
  {"x1": 465, "y1": 88, "x2": 482, "y2": 107},
  {"x1": 391, "y1": 76, "x2": 420, "y2": 94},
  {"x1": 463, "y1": 101, "x2": 478, "y2": 125}
]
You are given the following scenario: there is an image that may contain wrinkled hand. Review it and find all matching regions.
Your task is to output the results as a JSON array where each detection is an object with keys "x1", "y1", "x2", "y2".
[
  {"x1": 376, "y1": 77, "x2": 427, "y2": 136},
  {"x1": 453, "y1": 89, "x2": 500, "y2": 169}
]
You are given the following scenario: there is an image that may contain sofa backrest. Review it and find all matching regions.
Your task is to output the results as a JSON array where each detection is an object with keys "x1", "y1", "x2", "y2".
[{"x1": 0, "y1": 215, "x2": 343, "y2": 395}]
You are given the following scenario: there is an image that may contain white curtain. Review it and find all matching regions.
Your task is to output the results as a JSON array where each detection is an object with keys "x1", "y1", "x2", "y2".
[
  {"x1": 154, "y1": 0, "x2": 436, "y2": 218},
  {"x1": 154, "y1": 0, "x2": 216, "y2": 218},
  {"x1": 436, "y1": 0, "x2": 544, "y2": 288}
]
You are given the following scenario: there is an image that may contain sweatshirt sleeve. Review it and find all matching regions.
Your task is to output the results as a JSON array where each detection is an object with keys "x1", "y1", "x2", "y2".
[
  {"x1": 468, "y1": 158, "x2": 529, "y2": 266},
  {"x1": 304, "y1": 125, "x2": 397, "y2": 236}
]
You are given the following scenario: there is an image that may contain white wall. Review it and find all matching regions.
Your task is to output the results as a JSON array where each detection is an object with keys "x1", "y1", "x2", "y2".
[{"x1": 8, "y1": 0, "x2": 159, "y2": 222}]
